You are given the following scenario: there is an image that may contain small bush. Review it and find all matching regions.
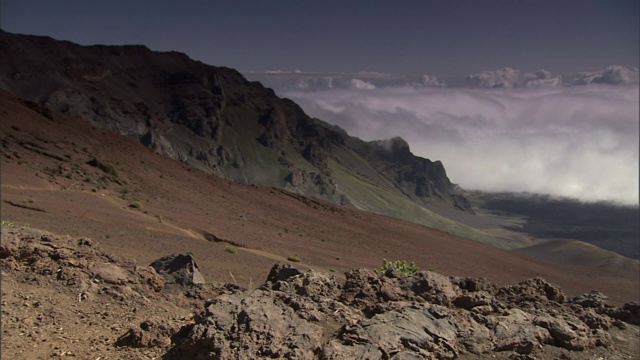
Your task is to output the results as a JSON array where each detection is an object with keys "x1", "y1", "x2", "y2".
[
  {"x1": 0, "y1": 220, "x2": 27, "y2": 228},
  {"x1": 287, "y1": 255, "x2": 301, "y2": 263},
  {"x1": 87, "y1": 158, "x2": 119, "y2": 178},
  {"x1": 378, "y1": 259, "x2": 419, "y2": 277},
  {"x1": 1, "y1": 220, "x2": 15, "y2": 227},
  {"x1": 224, "y1": 245, "x2": 238, "y2": 254},
  {"x1": 129, "y1": 200, "x2": 142, "y2": 209}
]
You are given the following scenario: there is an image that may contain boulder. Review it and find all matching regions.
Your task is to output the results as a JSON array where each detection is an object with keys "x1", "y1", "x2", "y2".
[
  {"x1": 150, "y1": 254, "x2": 205, "y2": 292},
  {"x1": 265, "y1": 262, "x2": 301, "y2": 283},
  {"x1": 176, "y1": 290, "x2": 324, "y2": 359},
  {"x1": 570, "y1": 290, "x2": 609, "y2": 308}
]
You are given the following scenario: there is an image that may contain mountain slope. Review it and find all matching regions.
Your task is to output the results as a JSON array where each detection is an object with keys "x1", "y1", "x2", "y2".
[
  {"x1": 0, "y1": 30, "x2": 500, "y2": 244},
  {"x1": 1, "y1": 91, "x2": 638, "y2": 304}
]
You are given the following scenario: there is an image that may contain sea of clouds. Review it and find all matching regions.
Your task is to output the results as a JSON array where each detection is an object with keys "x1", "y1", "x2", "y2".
[
  {"x1": 245, "y1": 67, "x2": 639, "y2": 205},
  {"x1": 261, "y1": 73, "x2": 639, "y2": 205}
]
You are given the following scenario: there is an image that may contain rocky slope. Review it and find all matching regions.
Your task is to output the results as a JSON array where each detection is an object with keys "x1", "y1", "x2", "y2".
[
  {"x1": 0, "y1": 30, "x2": 471, "y2": 217},
  {"x1": 1, "y1": 226, "x2": 638, "y2": 359},
  {"x1": 2, "y1": 89, "x2": 637, "y2": 299}
]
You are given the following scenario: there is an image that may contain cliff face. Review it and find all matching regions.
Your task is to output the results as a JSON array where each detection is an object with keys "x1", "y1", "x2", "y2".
[{"x1": 0, "y1": 30, "x2": 472, "y2": 214}]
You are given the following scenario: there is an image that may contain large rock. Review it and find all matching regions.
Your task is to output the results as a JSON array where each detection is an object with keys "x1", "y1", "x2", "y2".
[
  {"x1": 150, "y1": 254, "x2": 205, "y2": 292},
  {"x1": 180, "y1": 290, "x2": 324, "y2": 359},
  {"x1": 570, "y1": 290, "x2": 609, "y2": 308}
]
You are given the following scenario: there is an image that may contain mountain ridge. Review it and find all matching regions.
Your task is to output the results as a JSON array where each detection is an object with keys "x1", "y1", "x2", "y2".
[{"x1": 0, "y1": 30, "x2": 482, "y2": 239}]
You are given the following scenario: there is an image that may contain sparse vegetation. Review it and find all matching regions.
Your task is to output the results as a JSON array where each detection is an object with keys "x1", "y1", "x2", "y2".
[
  {"x1": 1, "y1": 220, "x2": 15, "y2": 227},
  {"x1": 129, "y1": 200, "x2": 142, "y2": 209},
  {"x1": 287, "y1": 255, "x2": 301, "y2": 263},
  {"x1": 87, "y1": 158, "x2": 119, "y2": 178},
  {"x1": 1, "y1": 221, "x2": 29, "y2": 228},
  {"x1": 378, "y1": 259, "x2": 419, "y2": 277},
  {"x1": 224, "y1": 245, "x2": 238, "y2": 254}
]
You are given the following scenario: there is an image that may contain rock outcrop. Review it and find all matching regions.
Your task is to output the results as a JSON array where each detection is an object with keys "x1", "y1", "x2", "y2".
[
  {"x1": 1, "y1": 227, "x2": 637, "y2": 359},
  {"x1": 167, "y1": 263, "x2": 637, "y2": 359}
]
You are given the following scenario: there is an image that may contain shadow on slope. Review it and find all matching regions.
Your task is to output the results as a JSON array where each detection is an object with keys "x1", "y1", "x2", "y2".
[
  {"x1": 513, "y1": 238, "x2": 640, "y2": 271},
  {"x1": 472, "y1": 192, "x2": 640, "y2": 260}
]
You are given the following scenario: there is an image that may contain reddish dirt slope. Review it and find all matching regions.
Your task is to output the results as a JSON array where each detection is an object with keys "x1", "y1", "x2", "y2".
[{"x1": 1, "y1": 91, "x2": 638, "y2": 305}]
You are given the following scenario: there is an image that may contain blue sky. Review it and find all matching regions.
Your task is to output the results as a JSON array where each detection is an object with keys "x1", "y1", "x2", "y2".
[{"x1": 2, "y1": 0, "x2": 638, "y2": 75}]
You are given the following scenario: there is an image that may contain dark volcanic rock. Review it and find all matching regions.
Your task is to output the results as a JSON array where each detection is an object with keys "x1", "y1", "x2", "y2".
[
  {"x1": 150, "y1": 254, "x2": 205, "y2": 292},
  {"x1": 570, "y1": 290, "x2": 610, "y2": 308},
  {"x1": 166, "y1": 263, "x2": 629, "y2": 359},
  {"x1": 265, "y1": 263, "x2": 302, "y2": 283}
]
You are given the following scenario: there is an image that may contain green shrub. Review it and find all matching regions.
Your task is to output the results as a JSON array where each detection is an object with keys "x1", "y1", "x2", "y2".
[
  {"x1": 129, "y1": 200, "x2": 142, "y2": 209},
  {"x1": 287, "y1": 255, "x2": 301, "y2": 263},
  {"x1": 224, "y1": 245, "x2": 238, "y2": 254},
  {"x1": 2, "y1": 221, "x2": 29, "y2": 228},
  {"x1": 1, "y1": 220, "x2": 15, "y2": 228},
  {"x1": 378, "y1": 259, "x2": 419, "y2": 277}
]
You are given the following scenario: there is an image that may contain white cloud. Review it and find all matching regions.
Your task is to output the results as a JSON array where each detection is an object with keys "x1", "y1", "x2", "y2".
[
  {"x1": 415, "y1": 74, "x2": 447, "y2": 88},
  {"x1": 465, "y1": 68, "x2": 563, "y2": 88},
  {"x1": 349, "y1": 78, "x2": 376, "y2": 90},
  {"x1": 571, "y1": 65, "x2": 640, "y2": 86},
  {"x1": 285, "y1": 85, "x2": 640, "y2": 205}
]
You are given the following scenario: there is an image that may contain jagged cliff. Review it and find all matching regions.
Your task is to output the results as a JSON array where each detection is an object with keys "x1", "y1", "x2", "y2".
[{"x1": 0, "y1": 31, "x2": 472, "y2": 219}]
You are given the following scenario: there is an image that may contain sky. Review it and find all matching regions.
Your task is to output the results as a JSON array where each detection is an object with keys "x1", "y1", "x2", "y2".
[
  {"x1": 1, "y1": 0, "x2": 639, "y2": 76},
  {"x1": 1, "y1": 0, "x2": 639, "y2": 205}
]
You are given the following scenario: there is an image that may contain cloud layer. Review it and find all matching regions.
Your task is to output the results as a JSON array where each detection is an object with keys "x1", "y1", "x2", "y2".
[
  {"x1": 465, "y1": 68, "x2": 563, "y2": 88},
  {"x1": 247, "y1": 66, "x2": 639, "y2": 92},
  {"x1": 283, "y1": 85, "x2": 639, "y2": 205}
]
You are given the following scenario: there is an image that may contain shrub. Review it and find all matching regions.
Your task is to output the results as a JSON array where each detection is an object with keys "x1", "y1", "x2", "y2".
[
  {"x1": 287, "y1": 255, "x2": 301, "y2": 263},
  {"x1": 2, "y1": 221, "x2": 29, "y2": 228},
  {"x1": 1, "y1": 220, "x2": 15, "y2": 227},
  {"x1": 129, "y1": 200, "x2": 142, "y2": 209},
  {"x1": 378, "y1": 259, "x2": 419, "y2": 277},
  {"x1": 87, "y1": 158, "x2": 119, "y2": 178},
  {"x1": 224, "y1": 245, "x2": 238, "y2": 254}
]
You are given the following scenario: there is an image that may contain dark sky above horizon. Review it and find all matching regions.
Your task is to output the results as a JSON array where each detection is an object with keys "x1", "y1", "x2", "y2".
[{"x1": 2, "y1": 0, "x2": 639, "y2": 76}]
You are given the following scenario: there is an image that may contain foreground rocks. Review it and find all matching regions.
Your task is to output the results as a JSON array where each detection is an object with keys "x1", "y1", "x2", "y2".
[
  {"x1": 166, "y1": 265, "x2": 638, "y2": 359},
  {"x1": 1, "y1": 227, "x2": 638, "y2": 359}
]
